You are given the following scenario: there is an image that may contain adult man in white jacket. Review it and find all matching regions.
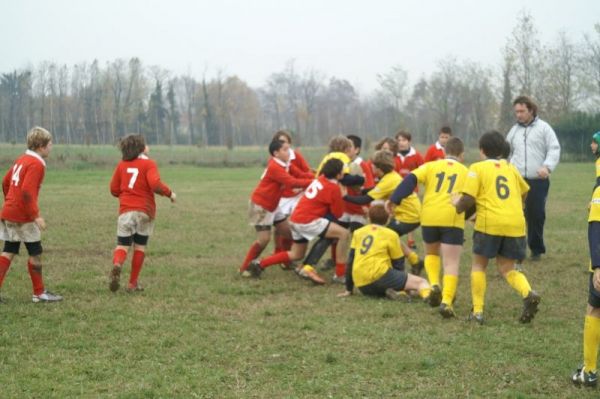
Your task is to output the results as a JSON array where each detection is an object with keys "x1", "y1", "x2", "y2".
[{"x1": 507, "y1": 95, "x2": 561, "y2": 261}]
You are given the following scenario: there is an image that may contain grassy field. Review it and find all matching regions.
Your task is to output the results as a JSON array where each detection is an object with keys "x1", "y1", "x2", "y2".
[{"x1": 0, "y1": 146, "x2": 597, "y2": 398}]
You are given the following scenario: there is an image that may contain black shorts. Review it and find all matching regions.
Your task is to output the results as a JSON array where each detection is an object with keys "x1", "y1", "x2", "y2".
[
  {"x1": 472, "y1": 231, "x2": 526, "y2": 260},
  {"x1": 358, "y1": 268, "x2": 408, "y2": 297},
  {"x1": 387, "y1": 220, "x2": 420, "y2": 237},
  {"x1": 589, "y1": 273, "x2": 600, "y2": 308},
  {"x1": 422, "y1": 226, "x2": 464, "y2": 245},
  {"x1": 589, "y1": 222, "x2": 600, "y2": 268}
]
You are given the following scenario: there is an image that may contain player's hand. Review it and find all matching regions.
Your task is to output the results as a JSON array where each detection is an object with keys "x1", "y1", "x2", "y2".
[
  {"x1": 337, "y1": 290, "x2": 352, "y2": 298},
  {"x1": 537, "y1": 166, "x2": 550, "y2": 179},
  {"x1": 35, "y1": 217, "x2": 46, "y2": 230},
  {"x1": 450, "y1": 192, "x2": 462, "y2": 207},
  {"x1": 594, "y1": 269, "x2": 600, "y2": 291},
  {"x1": 169, "y1": 192, "x2": 177, "y2": 203},
  {"x1": 384, "y1": 200, "x2": 395, "y2": 215}
]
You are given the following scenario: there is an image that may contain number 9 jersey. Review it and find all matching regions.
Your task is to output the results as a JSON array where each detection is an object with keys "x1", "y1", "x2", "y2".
[
  {"x1": 461, "y1": 159, "x2": 530, "y2": 237},
  {"x1": 109, "y1": 154, "x2": 172, "y2": 219},
  {"x1": 350, "y1": 224, "x2": 404, "y2": 287}
]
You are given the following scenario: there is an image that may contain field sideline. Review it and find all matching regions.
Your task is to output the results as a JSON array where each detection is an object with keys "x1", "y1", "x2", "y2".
[{"x1": 0, "y1": 149, "x2": 597, "y2": 397}]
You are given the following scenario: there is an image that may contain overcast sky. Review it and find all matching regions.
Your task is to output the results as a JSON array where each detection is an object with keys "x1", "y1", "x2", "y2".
[{"x1": 1, "y1": 0, "x2": 599, "y2": 92}]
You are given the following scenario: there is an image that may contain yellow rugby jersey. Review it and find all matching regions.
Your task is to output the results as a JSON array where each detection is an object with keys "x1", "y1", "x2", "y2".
[
  {"x1": 589, "y1": 158, "x2": 600, "y2": 222},
  {"x1": 316, "y1": 152, "x2": 351, "y2": 175},
  {"x1": 412, "y1": 158, "x2": 468, "y2": 228},
  {"x1": 461, "y1": 159, "x2": 529, "y2": 237},
  {"x1": 351, "y1": 224, "x2": 404, "y2": 287},
  {"x1": 368, "y1": 171, "x2": 421, "y2": 224}
]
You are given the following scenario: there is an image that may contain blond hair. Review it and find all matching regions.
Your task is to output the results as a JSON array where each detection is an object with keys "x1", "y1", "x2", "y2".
[
  {"x1": 27, "y1": 127, "x2": 52, "y2": 150},
  {"x1": 328, "y1": 135, "x2": 352, "y2": 153},
  {"x1": 371, "y1": 150, "x2": 395, "y2": 174}
]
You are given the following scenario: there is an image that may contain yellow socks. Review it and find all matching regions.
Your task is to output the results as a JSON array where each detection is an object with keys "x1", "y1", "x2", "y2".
[
  {"x1": 584, "y1": 315, "x2": 600, "y2": 373},
  {"x1": 407, "y1": 251, "x2": 419, "y2": 266},
  {"x1": 418, "y1": 287, "x2": 431, "y2": 299},
  {"x1": 424, "y1": 255, "x2": 441, "y2": 287},
  {"x1": 505, "y1": 270, "x2": 532, "y2": 298},
  {"x1": 442, "y1": 275, "x2": 458, "y2": 305},
  {"x1": 471, "y1": 271, "x2": 486, "y2": 314}
]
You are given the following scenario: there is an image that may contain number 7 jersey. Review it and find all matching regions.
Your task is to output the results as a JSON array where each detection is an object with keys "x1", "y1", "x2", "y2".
[
  {"x1": 461, "y1": 159, "x2": 530, "y2": 237},
  {"x1": 110, "y1": 154, "x2": 172, "y2": 219}
]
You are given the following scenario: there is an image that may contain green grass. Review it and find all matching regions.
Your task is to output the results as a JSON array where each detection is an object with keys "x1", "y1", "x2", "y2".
[{"x1": 0, "y1": 159, "x2": 598, "y2": 398}]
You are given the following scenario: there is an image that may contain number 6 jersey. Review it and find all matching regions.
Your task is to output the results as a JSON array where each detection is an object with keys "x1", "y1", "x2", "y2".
[
  {"x1": 110, "y1": 154, "x2": 172, "y2": 219},
  {"x1": 1, "y1": 150, "x2": 46, "y2": 223}
]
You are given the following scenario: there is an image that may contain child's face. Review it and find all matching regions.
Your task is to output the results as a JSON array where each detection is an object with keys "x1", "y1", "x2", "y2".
[
  {"x1": 592, "y1": 141, "x2": 598, "y2": 154},
  {"x1": 380, "y1": 143, "x2": 391, "y2": 152},
  {"x1": 439, "y1": 133, "x2": 451, "y2": 147},
  {"x1": 38, "y1": 141, "x2": 53, "y2": 159},
  {"x1": 373, "y1": 165, "x2": 383, "y2": 178},
  {"x1": 348, "y1": 142, "x2": 359, "y2": 160},
  {"x1": 397, "y1": 136, "x2": 410, "y2": 151},
  {"x1": 274, "y1": 143, "x2": 291, "y2": 162}
]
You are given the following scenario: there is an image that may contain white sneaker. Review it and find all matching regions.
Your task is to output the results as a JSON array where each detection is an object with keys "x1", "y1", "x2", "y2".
[
  {"x1": 331, "y1": 275, "x2": 346, "y2": 284},
  {"x1": 32, "y1": 290, "x2": 63, "y2": 303}
]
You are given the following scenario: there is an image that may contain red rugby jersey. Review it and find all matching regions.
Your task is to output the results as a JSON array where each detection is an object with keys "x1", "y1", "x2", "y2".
[
  {"x1": 291, "y1": 175, "x2": 344, "y2": 224},
  {"x1": 110, "y1": 155, "x2": 172, "y2": 219},
  {"x1": 251, "y1": 157, "x2": 313, "y2": 212},
  {"x1": 344, "y1": 157, "x2": 375, "y2": 215},
  {"x1": 396, "y1": 147, "x2": 424, "y2": 177},
  {"x1": 424, "y1": 141, "x2": 446, "y2": 163},
  {"x1": 281, "y1": 149, "x2": 312, "y2": 198},
  {"x1": 1, "y1": 150, "x2": 46, "y2": 223}
]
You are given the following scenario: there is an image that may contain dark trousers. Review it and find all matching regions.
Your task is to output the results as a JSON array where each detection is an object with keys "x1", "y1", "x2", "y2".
[{"x1": 524, "y1": 178, "x2": 550, "y2": 256}]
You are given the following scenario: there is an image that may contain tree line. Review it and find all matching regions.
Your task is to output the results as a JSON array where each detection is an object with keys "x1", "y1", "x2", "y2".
[{"x1": 1, "y1": 13, "x2": 599, "y2": 156}]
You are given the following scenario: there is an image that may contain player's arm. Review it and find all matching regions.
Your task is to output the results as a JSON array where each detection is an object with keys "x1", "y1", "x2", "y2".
[
  {"x1": 424, "y1": 146, "x2": 435, "y2": 162},
  {"x1": 20, "y1": 163, "x2": 43, "y2": 221},
  {"x1": 330, "y1": 186, "x2": 346, "y2": 219},
  {"x1": 146, "y1": 162, "x2": 174, "y2": 199},
  {"x1": 339, "y1": 173, "x2": 364, "y2": 187},
  {"x1": 2, "y1": 166, "x2": 11, "y2": 197},
  {"x1": 272, "y1": 164, "x2": 313, "y2": 189},
  {"x1": 294, "y1": 150, "x2": 312, "y2": 173},
  {"x1": 289, "y1": 163, "x2": 314, "y2": 180},
  {"x1": 109, "y1": 166, "x2": 122, "y2": 197},
  {"x1": 389, "y1": 173, "x2": 417, "y2": 205},
  {"x1": 343, "y1": 193, "x2": 373, "y2": 205},
  {"x1": 453, "y1": 193, "x2": 475, "y2": 214}
]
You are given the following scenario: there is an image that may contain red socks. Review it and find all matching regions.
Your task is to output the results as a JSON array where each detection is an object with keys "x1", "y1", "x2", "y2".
[
  {"x1": 335, "y1": 263, "x2": 346, "y2": 278},
  {"x1": 241, "y1": 242, "x2": 264, "y2": 272},
  {"x1": 259, "y1": 252, "x2": 291, "y2": 269},
  {"x1": 27, "y1": 259, "x2": 44, "y2": 295},
  {"x1": 113, "y1": 248, "x2": 128, "y2": 266},
  {"x1": 129, "y1": 250, "x2": 145, "y2": 287},
  {"x1": 0, "y1": 256, "x2": 11, "y2": 289}
]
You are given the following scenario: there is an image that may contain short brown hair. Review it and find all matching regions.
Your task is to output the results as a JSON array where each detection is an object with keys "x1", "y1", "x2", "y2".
[
  {"x1": 27, "y1": 126, "x2": 52, "y2": 150},
  {"x1": 119, "y1": 134, "x2": 146, "y2": 161},
  {"x1": 395, "y1": 130, "x2": 412, "y2": 141},
  {"x1": 368, "y1": 204, "x2": 389, "y2": 226},
  {"x1": 272, "y1": 130, "x2": 292, "y2": 145},
  {"x1": 374, "y1": 137, "x2": 399, "y2": 154},
  {"x1": 440, "y1": 126, "x2": 452, "y2": 135},
  {"x1": 513, "y1": 95, "x2": 538, "y2": 117},
  {"x1": 371, "y1": 150, "x2": 395, "y2": 174},
  {"x1": 444, "y1": 137, "x2": 464, "y2": 157},
  {"x1": 328, "y1": 135, "x2": 352, "y2": 153}
]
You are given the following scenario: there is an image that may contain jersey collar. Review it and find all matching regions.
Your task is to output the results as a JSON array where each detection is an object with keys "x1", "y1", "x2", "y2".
[
  {"x1": 138, "y1": 154, "x2": 149, "y2": 160},
  {"x1": 25, "y1": 149, "x2": 46, "y2": 167},
  {"x1": 353, "y1": 156, "x2": 363, "y2": 164},
  {"x1": 272, "y1": 157, "x2": 289, "y2": 168},
  {"x1": 397, "y1": 147, "x2": 416, "y2": 160},
  {"x1": 289, "y1": 148, "x2": 296, "y2": 161},
  {"x1": 435, "y1": 141, "x2": 444, "y2": 150}
]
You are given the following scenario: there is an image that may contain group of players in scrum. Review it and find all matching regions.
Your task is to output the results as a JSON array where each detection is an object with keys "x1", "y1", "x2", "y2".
[{"x1": 1, "y1": 125, "x2": 599, "y2": 388}]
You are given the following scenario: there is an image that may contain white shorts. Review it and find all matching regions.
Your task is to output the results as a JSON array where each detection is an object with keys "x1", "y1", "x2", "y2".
[
  {"x1": 117, "y1": 211, "x2": 155, "y2": 237},
  {"x1": 0, "y1": 220, "x2": 41, "y2": 242},
  {"x1": 274, "y1": 194, "x2": 302, "y2": 221},
  {"x1": 248, "y1": 201, "x2": 275, "y2": 227},
  {"x1": 339, "y1": 212, "x2": 367, "y2": 225},
  {"x1": 290, "y1": 218, "x2": 330, "y2": 242}
]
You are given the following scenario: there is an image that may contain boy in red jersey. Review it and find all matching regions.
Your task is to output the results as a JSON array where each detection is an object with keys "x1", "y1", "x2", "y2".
[
  {"x1": 424, "y1": 126, "x2": 452, "y2": 163},
  {"x1": 240, "y1": 139, "x2": 314, "y2": 275},
  {"x1": 108, "y1": 134, "x2": 176, "y2": 292},
  {"x1": 0, "y1": 126, "x2": 62, "y2": 303},
  {"x1": 272, "y1": 130, "x2": 312, "y2": 263},
  {"x1": 249, "y1": 158, "x2": 349, "y2": 285}
]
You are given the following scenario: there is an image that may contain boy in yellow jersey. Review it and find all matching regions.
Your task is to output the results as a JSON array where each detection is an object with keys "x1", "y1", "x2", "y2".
[
  {"x1": 386, "y1": 137, "x2": 468, "y2": 318},
  {"x1": 343, "y1": 150, "x2": 426, "y2": 283},
  {"x1": 337, "y1": 205, "x2": 435, "y2": 303},
  {"x1": 571, "y1": 131, "x2": 600, "y2": 387},
  {"x1": 452, "y1": 130, "x2": 540, "y2": 324}
]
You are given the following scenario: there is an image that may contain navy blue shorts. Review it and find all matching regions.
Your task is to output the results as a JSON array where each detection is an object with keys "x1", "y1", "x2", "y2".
[
  {"x1": 472, "y1": 231, "x2": 526, "y2": 260},
  {"x1": 589, "y1": 273, "x2": 600, "y2": 308},
  {"x1": 358, "y1": 268, "x2": 408, "y2": 297},
  {"x1": 589, "y1": 222, "x2": 600, "y2": 268},
  {"x1": 422, "y1": 226, "x2": 464, "y2": 245},
  {"x1": 387, "y1": 220, "x2": 419, "y2": 237}
]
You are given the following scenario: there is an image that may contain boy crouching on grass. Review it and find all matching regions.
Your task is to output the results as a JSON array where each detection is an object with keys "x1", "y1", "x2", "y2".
[
  {"x1": 109, "y1": 134, "x2": 176, "y2": 292},
  {"x1": 0, "y1": 127, "x2": 62, "y2": 303},
  {"x1": 337, "y1": 204, "x2": 435, "y2": 304}
]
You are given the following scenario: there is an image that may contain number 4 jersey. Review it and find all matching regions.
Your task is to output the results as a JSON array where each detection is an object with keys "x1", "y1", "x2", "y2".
[
  {"x1": 461, "y1": 159, "x2": 530, "y2": 237},
  {"x1": 110, "y1": 154, "x2": 172, "y2": 219},
  {"x1": 1, "y1": 150, "x2": 47, "y2": 223}
]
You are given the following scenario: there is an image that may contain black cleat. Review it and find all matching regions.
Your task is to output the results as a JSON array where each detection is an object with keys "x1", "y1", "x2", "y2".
[
  {"x1": 439, "y1": 303, "x2": 456, "y2": 319},
  {"x1": 109, "y1": 266, "x2": 121, "y2": 292},
  {"x1": 468, "y1": 311, "x2": 485, "y2": 325},
  {"x1": 519, "y1": 291, "x2": 541, "y2": 323},
  {"x1": 425, "y1": 285, "x2": 442, "y2": 307},
  {"x1": 248, "y1": 259, "x2": 263, "y2": 278}
]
